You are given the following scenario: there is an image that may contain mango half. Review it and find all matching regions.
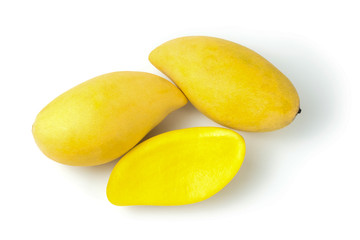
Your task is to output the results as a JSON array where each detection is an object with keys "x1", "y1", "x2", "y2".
[
  {"x1": 107, "y1": 127, "x2": 245, "y2": 206},
  {"x1": 32, "y1": 71, "x2": 187, "y2": 166},
  {"x1": 149, "y1": 36, "x2": 300, "y2": 132}
]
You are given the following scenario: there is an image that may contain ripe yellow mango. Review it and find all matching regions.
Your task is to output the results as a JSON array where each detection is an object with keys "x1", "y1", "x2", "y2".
[
  {"x1": 149, "y1": 36, "x2": 300, "y2": 132},
  {"x1": 107, "y1": 127, "x2": 245, "y2": 206},
  {"x1": 32, "y1": 71, "x2": 187, "y2": 166}
]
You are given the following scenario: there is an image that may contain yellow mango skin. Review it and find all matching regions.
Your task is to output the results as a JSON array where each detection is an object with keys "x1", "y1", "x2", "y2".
[
  {"x1": 107, "y1": 127, "x2": 245, "y2": 206},
  {"x1": 149, "y1": 36, "x2": 300, "y2": 132},
  {"x1": 32, "y1": 72, "x2": 187, "y2": 166}
]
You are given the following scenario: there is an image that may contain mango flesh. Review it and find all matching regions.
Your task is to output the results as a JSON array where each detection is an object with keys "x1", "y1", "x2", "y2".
[
  {"x1": 32, "y1": 71, "x2": 187, "y2": 166},
  {"x1": 149, "y1": 36, "x2": 300, "y2": 132},
  {"x1": 107, "y1": 127, "x2": 245, "y2": 206}
]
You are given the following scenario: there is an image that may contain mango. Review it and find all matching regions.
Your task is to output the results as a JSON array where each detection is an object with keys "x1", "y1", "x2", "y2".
[
  {"x1": 149, "y1": 36, "x2": 300, "y2": 132},
  {"x1": 107, "y1": 127, "x2": 245, "y2": 206},
  {"x1": 32, "y1": 71, "x2": 187, "y2": 166}
]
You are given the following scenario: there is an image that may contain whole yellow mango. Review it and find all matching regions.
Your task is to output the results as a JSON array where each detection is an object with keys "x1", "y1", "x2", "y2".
[
  {"x1": 32, "y1": 71, "x2": 187, "y2": 166},
  {"x1": 107, "y1": 127, "x2": 245, "y2": 206},
  {"x1": 149, "y1": 36, "x2": 300, "y2": 132}
]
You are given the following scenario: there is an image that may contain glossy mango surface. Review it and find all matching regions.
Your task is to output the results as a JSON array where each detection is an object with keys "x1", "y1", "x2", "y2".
[{"x1": 107, "y1": 127, "x2": 245, "y2": 206}]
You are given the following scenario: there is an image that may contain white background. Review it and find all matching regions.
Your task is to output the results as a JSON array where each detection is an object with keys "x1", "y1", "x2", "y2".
[{"x1": 1, "y1": 0, "x2": 359, "y2": 239}]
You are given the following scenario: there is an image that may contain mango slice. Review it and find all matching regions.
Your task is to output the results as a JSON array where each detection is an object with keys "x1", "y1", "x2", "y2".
[
  {"x1": 149, "y1": 36, "x2": 300, "y2": 132},
  {"x1": 32, "y1": 71, "x2": 187, "y2": 166},
  {"x1": 107, "y1": 127, "x2": 245, "y2": 206}
]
